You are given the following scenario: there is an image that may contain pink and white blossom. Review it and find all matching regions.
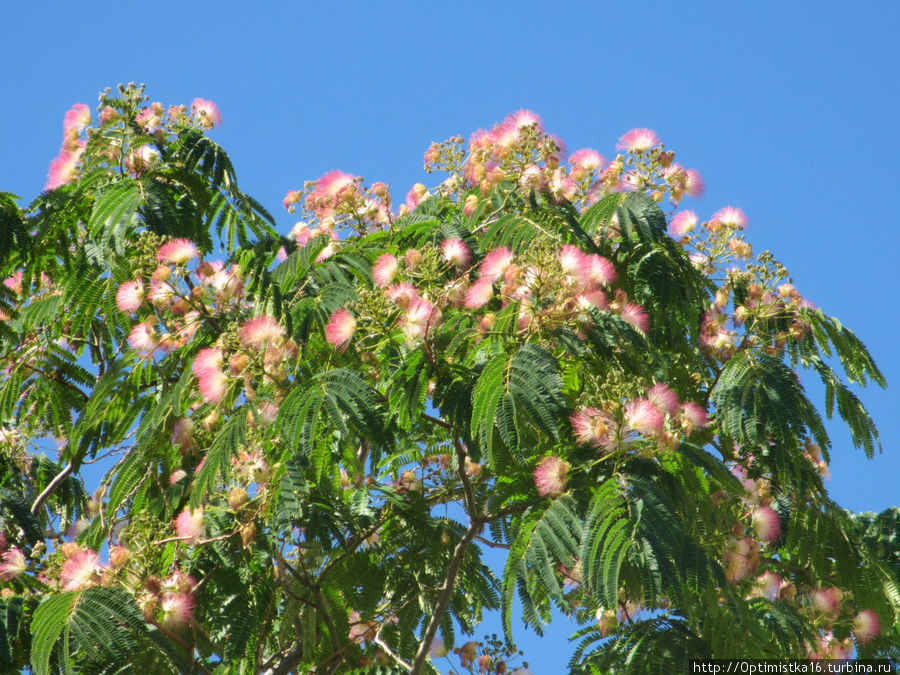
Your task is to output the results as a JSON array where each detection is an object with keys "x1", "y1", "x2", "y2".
[
  {"x1": 402, "y1": 297, "x2": 440, "y2": 340},
  {"x1": 0, "y1": 547, "x2": 26, "y2": 580},
  {"x1": 372, "y1": 253, "x2": 399, "y2": 287},
  {"x1": 668, "y1": 210, "x2": 698, "y2": 239},
  {"x1": 464, "y1": 277, "x2": 495, "y2": 309},
  {"x1": 751, "y1": 506, "x2": 781, "y2": 543},
  {"x1": 680, "y1": 402, "x2": 709, "y2": 433},
  {"x1": 325, "y1": 308, "x2": 357, "y2": 350},
  {"x1": 385, "y1": 282, "x2": 419, "y2": 308},
  {"x1": 239, "y1": 315, "x2": 284, "y2": 348},
  {"x1": 479, "y1": 247, "x2": 514, "y2": 281},
  {"x1": 646, "y1": 383, "x2": 680, "y2": 417},
  {"x1": 157, "y1": 238, "x2": 199, "y2": 264},
  {"x1": 45, "y1": 151, "x2": 80, "y2": 190},
  {"x1": 191, "y1": 98, "x2": 222, "y2": 128},
  {"x1": 60, "y1": 550, "x2": 103, "y2": 591},
  {"x1": 160, "y1": 591, "x2": 195, "y2": 628},
  {"x1": 570, "y1": 407, "x2": 616, "y2": 451},
  {"x1": 711, "y1": 206, "x2": 748, "y2": 230},
  {"x1": 441, "y1": 238, "x2": 471, "y2": 268},
  {"x1": 854, "y1": 609, "x2": 881, "y2": 644},
  {"x1": 116, "y1": 280, "x2": 144, "y2": 313},
  {"x1": 175, "y1": 507, "x2": 205, "y2": 543},
  {"x1": 534, "y1": 456, "x2": 570, "y2": 497},
  {"x1": 616, "y1": 128, "x2": 660, "y2": 153},
  {"x1": 128, "y1": 321, "x2": 159, "y2": 353},
  {"x1": 577, "y1": 254, "x2": 617, "y2": 287},
  {"x1": 63, "y1": 104, "x2": 91, "y2": 132},
  {"x1": 625, "y1": 399, "x2": 665, "y2": 437},
  {"x1": 620, "y1": 302, "x2": 649, "y2": 333}
]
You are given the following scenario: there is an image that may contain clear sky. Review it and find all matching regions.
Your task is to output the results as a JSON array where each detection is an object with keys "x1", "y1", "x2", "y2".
[{"x1": 2, "y1": 1, "x2": 899, "y2": 671}]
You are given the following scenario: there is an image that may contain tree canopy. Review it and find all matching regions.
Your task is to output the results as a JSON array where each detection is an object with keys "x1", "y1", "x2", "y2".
[{"x1": 0, "y1": 83, "x2": 897, "y2": 674}]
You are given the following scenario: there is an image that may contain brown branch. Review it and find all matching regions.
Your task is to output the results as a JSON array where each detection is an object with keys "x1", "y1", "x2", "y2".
[
  {"x1": 409, "y1": 517, "x2": 482, "y2": 674},
  {"x1": 31, "y1": 461, "x2": 74, "y2": 516}
]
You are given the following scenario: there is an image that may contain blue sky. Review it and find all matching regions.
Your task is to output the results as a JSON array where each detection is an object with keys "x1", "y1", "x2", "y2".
[{"x1": 3, "y1": 1, "x2": 899, "y2": 671}]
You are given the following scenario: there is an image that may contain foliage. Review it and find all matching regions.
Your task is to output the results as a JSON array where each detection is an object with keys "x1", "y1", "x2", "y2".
[{"x1": 0, "y1": 86, "x2": 896, "y2": 673}]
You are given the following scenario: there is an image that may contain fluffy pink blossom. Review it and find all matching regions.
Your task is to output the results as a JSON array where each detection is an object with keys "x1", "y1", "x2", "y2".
[
  {"x1": 683, "y1": 169, "x2": 705, "y2": 197},
  {"x1": 325, "y1": 308, "x2": 357, "y2": 350},
  {"x1": 646, "y1": 383, "x2": 680, "y2": 417},
  {"x1": 479, "y1": 247, "x2": 514, "y2": 281},
  {"x1": 680, "y1": 402, "x2": 709, "y2": 433},
  {"x1": 283, "y1": 190, "x2": 300, "y2": 212},
  {"x1": 61, "y1": 550, "x2": 103, "y2": 591},
  {"x1": 402, "y1": 297, "x2": 440, "y2": 340},
  {"x1": 620, "y1": 302, "x2": 649, "y2": 333},
  {"x1": 751, "y1": 506, "x2": 781, "y2": 543},
  {"x1": 751, "y1": 571, "x2": 784, "y2": 602},
  {"x1": 811, "y1": 587, "x2": 843, "y2": 618},
  {"x1": 125, "y1": 144, "x2": 160, "y2": 176},
  {"x1": 197, "y1": 368, "x2": 228, "y2": 404},
  {"x1": 625, "y1": 399, "x2": 665, "y2": 437},
  {"x1": 128, "y1": 321, "x2": 159, "y2": 353},
  {"x1": 3, "y1": 271, "x2": 23, "y2": 294},
  {"x1": 616, "y1": 128, "x2": 660, "y2": 153},
  {"x1": 239, "y1": 315, "x2": 284, "y2": 348},
  {"x1": 192, "y1": 348, "x2": 223, "y2": 376},
  {"x1": 463, "y1": 194, "x2": 479, "y2": 217},
  {"x1": 668, "y1": 210, "x2": 698, "y2": 239},
  {"x1": 306, "y1": 170, "x2": 359, "y2": 218},
  {"x1": 441, "y1": 238, "x2": 471, "y2": 268},
  {"x1": 191, "y1": 98, "x2": 222, "y2": 128},
  {"x1": 548, "y1": 168, "x2": 577, "y2": 203},
  {"x1": 157, "y1": 239, "x2": 199, "y2": 265},
  {"x1": 570, "y1": 148, "x2": 606, "y2": 172},
  {"x1": 63, "y1": 104, "x2": 91, "y2": 132},
  {"x1": 148, "y1": 279, "x2": 176, "y2": 308},
  {"x1": 116, "y1": 280, "x2": 145, "y2": 313},
  {"x1": 558, "y1": 244, "x2": 584, "y2": 276},
  {"x1": 854, "y1": 609, "x2": 881, "y2": 644},
  {"x1": 0, "y1": 547, "x2": 26, "y2": 580},
  {"x1": 160, "y1": 591, "x2": 195, "y2": 628},
  {"x1": 570, "y1": 407, "x2": 616, "y2": 451},
  {"x1": 464, "y1": 277, "x2": 494, "y2": 309},
  {"x1": 578, "y1": 254, "x2": 617, "y2": 287},
  {"x1": 175, "y1": 507, "x2": 205, "y2": 542},
  {"x1": 711, "y1": 206, "x2": 748, "y2": 230},
  {"x1": 506, "y1": 109, "x2": 543, "y2": 133},
  {"x1": 534, "y1": 456, "x2": 570, "y2": 497},
  {"x1": 45, "y1": 151, "x2": 80, "y2": 190},
  {"x1": 372, "y1": 253, "x2": 398, "y2": 287},
  {"x1": 385, "y1": 282, "x2": 419, "y2": 308}
]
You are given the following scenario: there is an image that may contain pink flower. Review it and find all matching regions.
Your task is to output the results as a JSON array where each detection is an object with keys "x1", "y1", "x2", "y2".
[
  {"x1": 464, "y1": 277, "x2": 494, "y2": 309},
  {"x1": 854, "y1": 609, "x2": 881, "y2": 644},
  {"x1": 506, "y1": 109, "x2": 544, "y2": 133},
  {"x1": 616, "y1": 128, "x2": 660, "y2": 153},
  {"x1": 160, "y1": 591, "x2": 195, "y2": 628},
  {"x1": 625, "y1": 399, "x2": 665, "y2": 437},
  {"x1": 577, "y1": 254, "x2": 617, "y2": 287},
  {"x1": 711, "y1": 206, "x2": 748, "y2": 230},
  {"x1": 192, "y1": 348, "x2": 223, "y2": 377},
  {"x1": 751, "y1": 506, "x2": 781, "y2": 543},
  {"x1": 116, "y1": 280, "x2": 145, "y2": 313},
  {"x1": 0, "y1": 547, "x2": 26, "y2": 580},
  {"x1": 646, "y1": 383, "x2": 680, "y2": 417},
  {"x1": 175, "y1": 507, "x2": 205, "y2": 542},
  {"x1": 306, "y1": 170, "x2": 359, "y2": 218},
  {"x1": 61, "y1": 550, "x2": 103, "y2": 591},
  {"x1": 325, "y1": 308, "x2": 357, "y2": 350},
  {"x1": 109, "y1": 546, "x2": 130, "y2": 568},
  {"x1": 128, "y1": 321, "x2": 159, "y2": 353},
  {"x1": 283, "y1": 190, "x2": 300, "y2": 212},
  {"x1": 463, "y1": 194, "x2": 479, "y2": 217},
  {"x1": 191, "y1": 98, "x2": 222, "y2": 128},
  {"x1": 668, "y1": 211, "x2": 698, "y2": 238},
  {"x1": 810, "y1": 587, "x2": 843, "y2": 618},
  {"x1": 558, "y1": 245, "x2": 584, "y2": 276},
  {"x1": 239, "y1": 315, "x2": 284, "y2": 348},
  {"x1": 197, "y1": 368, "x2": 228, "y2": 404},
  {"x1": 372, "y1": 253, "x2": 398, "y2": 287},
  {"x1": 402, "y1": 297, "x2": 440, "y2": 340},
  {"x1": 385, "y1": 282, "x2": 419, "y2": 308},
  {"x1": 441, "y1": 238, "x2": 471, "y2": 268},
  {"x1": 99, "y1": 105, "x2": 118, "y2": 125},
  {"x1": 680, "y1": 402, "x2": 709, "y2": 433},
  {"x1": 751, "y1": 571, "x2": 784, "y2": 601},
  {"x1": 548, "y1": 168, "x2": 577, "y2": 203},
  {"x1": 570, "y1": 407, "x2": 616, "y2": 451},
  {"x1": 157, "y1": 238, "x2": 199, "y2": 264},
  {"x1": 683, "y1": 169, "x2": 705, "y2": 197},
  {"x1": 45, "y1": 151, "x2": 79, "y2": 190},
  {"x1": 534, "y1": 456, "x2": 570, "y2": 497},
  {"x1": 479, "y1": 247, "x2": 514, "y2": 281},
  {"x1": 570, "y1": 148, "x2": 606, "y2": 172},
  {"x1": 63, "y1": 104, "x2": 91, "y2": 133},
  {"x1": 620, "y1": 302, "x2": 649, "y2": 333}
]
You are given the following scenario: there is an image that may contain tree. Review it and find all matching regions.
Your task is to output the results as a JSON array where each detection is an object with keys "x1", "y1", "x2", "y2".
[{"x1": 0, "y1": 83, "x2": 896, "y2": 674}]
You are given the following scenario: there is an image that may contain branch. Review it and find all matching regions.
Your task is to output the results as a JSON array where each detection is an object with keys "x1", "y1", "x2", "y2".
[
  {"x1": 409, "y1": 517, "x2": 482, "y2": 674},
  {"x1": 375, "y1": 633, "x2": 413, "y2": 671},
  {"x1": 30, "y1": 461, "x2": 74, "y2": 516}
]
